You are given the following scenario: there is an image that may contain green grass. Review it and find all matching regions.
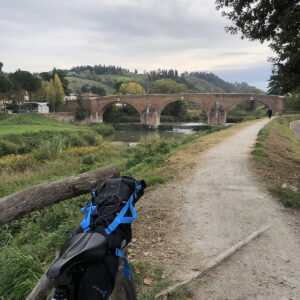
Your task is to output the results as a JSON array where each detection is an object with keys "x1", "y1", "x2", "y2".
[
  {"x1": 0, "y1": 125, "x2": 230, "y2": 299},
  {"x1": 130, "y1": 263, "x2": 170, "y2": 300},
  {"x1": 270, "y1": 185, "x2": 300, "y2": 208},
  {"x1": 0, "y1": 113, "x2": 86, "y2": 136},
  {"x1": 251, "y1": 115, "x2": 300, "y2": 208}
]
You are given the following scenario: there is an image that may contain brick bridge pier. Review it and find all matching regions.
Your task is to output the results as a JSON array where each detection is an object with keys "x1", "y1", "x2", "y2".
[{"x1": 89, "y1": 93, "x2": 285, "y2": 125}]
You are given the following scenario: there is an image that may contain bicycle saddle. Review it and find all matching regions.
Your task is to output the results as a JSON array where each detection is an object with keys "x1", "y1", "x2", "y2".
[{"x1": 47, "y1": 232, "x2": 108, "y2": 279}]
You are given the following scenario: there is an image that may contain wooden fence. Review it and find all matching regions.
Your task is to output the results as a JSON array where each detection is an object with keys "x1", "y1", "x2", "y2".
[{"x1": 0, "y1": 165, "x2": 120, "y2": 299}]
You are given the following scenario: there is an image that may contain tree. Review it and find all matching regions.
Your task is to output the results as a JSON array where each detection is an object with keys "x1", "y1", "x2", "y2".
[
  {"x1": 53, "y1": 74, "x2": 65, "y2": 111},
  {"x1": 40, "y1": 68, "x2": 69, "y2": 94},
  {"x1": 162, "y1": 100, "x2": 190, "y2": 122},
  {"x1": 150, "y1": 79, "x2": 187, "y2": 94},
  {"x1": 216, "y1": 0, "x2": 300, "y2": 94},
  {"x1": 118, "y1": 82, "x2": 145, "y2": 95},
  {"x1": 90, "y1": 85, "x2": 106, "y2": 96},
  {"x1": 45, "y1": 79, "x2": 55, "y2": 111},
  {"x1": 0, "y1": 63, "x2": 12, "y2": 113},
  {"x1": 27, "y1": 75, "x2": 41, "y2": 111}
]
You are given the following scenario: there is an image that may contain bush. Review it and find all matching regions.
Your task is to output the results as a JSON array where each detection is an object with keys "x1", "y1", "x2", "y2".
[
  {"x1": 0, "y1": 140, "x2": 19, "y2": 157},
  {"x1": 0, "y1": 154, "x2": 35, "y2": 173},
  {"x1": 82, "y1": 153, "x2": 101, "y2": 165},
  {"x1": 82, "y1": 132, "x2": 103, "y2": 146},
  {"x1": 91, "y1": 124, "x2": 115, "y2": 136},
  {"x1": 33, "y1": 136, "x2": 64, "y2": 161},
  {"x1": 64, "y1": 132, "x2": 87, "y2": 147},
  {"x1": 75, "y1": 110, "x2": 88, "y2": 120}
]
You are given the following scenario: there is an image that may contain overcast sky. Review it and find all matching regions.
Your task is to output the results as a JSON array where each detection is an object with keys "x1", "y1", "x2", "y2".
[{"x1": 0, "y1": 0, "x2": 273, "y2": 90}]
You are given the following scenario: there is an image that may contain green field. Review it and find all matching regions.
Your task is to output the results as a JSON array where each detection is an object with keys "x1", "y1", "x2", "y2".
[{"x1": 0, "y1": 113, "x2": 86, "y2": 136}]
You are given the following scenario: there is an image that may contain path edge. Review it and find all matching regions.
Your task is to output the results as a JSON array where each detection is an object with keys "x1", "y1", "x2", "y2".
[{"x1": 155, "y1": 223, "x2": 272, "y2": 299}]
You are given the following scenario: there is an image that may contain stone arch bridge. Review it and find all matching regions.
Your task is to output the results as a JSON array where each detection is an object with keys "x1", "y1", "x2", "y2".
[{"x1": 89, "y1": 93, "x2": 285, "y2": 125}]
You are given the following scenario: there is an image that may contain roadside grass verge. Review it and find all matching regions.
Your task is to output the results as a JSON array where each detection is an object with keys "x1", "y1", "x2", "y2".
[{"x1": 251, "y1": 115, "x2": 300, "y2": 208}]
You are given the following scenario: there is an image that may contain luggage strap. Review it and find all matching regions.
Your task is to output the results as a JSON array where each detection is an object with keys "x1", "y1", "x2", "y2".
[
  {"x1": 115, "y1": 248, "x2": 130, "y2": 279},
  {"x1": 80, "y1": 200, "x2": 97, "y2": 232},
  {"x1": 104, "y1": 183, "x2": 142, "y2": 235}
]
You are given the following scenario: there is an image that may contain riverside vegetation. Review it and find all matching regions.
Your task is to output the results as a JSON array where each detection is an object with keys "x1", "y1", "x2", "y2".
[{"x1": 0, "y1": 113, "x2": 228, "y2": 299}]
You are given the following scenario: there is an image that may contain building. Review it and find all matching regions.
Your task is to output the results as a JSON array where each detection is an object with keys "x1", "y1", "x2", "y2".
[
  {"x1": 36, "y1": 102, "x2": 49, "y2": 113},
  {"x1": 65, "y1": 93, "x2": 78, "y2": 101}
]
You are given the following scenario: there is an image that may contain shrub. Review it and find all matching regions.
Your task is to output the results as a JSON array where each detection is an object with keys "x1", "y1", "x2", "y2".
[
  {"x1": 0, "y1": 154, "x2": 35, "y2": 173},
  {"x1": 92, "y1": 124, "x2": 115, "y2": 136},
  {"x1": 0, "y1": 140, "x2": 19, "y2": 157},
  {"x1": 64, "y1": 132, "x2": 87, "y2": 147},
  {"x1": 33, "y1": 135, "x2": 64, "y2": 161},
  {"x1": 82, "y1": 153, "x2": 101, "y2": 165},
  {"x1": 75, "y1": 110, "x2": 88, "y2": 120},
  {"x1": 82, "y1": 132, "x2": 103, "y2": 146}
]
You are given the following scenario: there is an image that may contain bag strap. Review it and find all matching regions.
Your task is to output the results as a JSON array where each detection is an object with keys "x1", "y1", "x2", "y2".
[
  {"x1": 80, "y1": 200, "x2": 97, "y2": 232},
  {"x1": 104, "y1": 183, "x2": 142, "y2": 235},
  {"x1": 115, "y1": 248, "x2": 130, "y2": 279}
]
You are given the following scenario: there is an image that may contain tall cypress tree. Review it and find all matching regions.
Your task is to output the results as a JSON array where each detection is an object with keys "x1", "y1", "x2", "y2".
[{"x1": 53, "y1": 74, "x2": 65, "y2": 111}]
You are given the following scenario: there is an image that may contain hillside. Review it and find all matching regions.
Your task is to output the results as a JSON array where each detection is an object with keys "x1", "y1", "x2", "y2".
[{"x1": 64, "y1": 65, "x2": 261, "y2": 95}]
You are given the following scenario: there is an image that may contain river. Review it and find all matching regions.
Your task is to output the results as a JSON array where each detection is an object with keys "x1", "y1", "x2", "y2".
[{"x1": 104, "y1": 123, "x2": 213, "y2": 144}]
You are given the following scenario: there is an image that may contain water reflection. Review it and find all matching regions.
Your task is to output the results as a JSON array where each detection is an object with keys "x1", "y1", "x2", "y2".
[
  {"x1": 104, "y1": 122, "x2": 214, "y2": 144},
  {"x1": 105, "y1": 129, "x2": 191, "y2": 143}
]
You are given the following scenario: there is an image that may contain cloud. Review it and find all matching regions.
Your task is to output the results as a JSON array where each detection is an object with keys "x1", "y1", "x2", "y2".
[{"x1": 0, "y1": 0, "x2": 272, "y2": 88}]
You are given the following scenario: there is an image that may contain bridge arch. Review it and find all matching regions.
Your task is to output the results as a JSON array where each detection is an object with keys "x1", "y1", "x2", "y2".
[
  {"x1": 226, "y1": 96, "x2": 275, "y2": 114},
  {"x1": 102, "y1": 100, "x2": 140, "y2": 123},
  {"x1": 160, "y1": 97, "x2": 208, "y2": 123},
  {"x1": 159, "y1": 96, "x2": 207, "y2": 113}
]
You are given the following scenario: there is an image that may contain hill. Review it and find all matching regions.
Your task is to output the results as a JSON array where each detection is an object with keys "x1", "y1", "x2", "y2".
[{"x1": 64, "y1": 65, "x2": 261, "y2": 95}]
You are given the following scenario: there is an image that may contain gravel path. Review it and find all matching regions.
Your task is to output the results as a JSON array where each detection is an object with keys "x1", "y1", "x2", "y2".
[
  {"x1": 176, "y1": 119, "x2": 300, "y2": 299},
  {"x1": 291, "y1": 120, "x2": 300, "y2": 139}
]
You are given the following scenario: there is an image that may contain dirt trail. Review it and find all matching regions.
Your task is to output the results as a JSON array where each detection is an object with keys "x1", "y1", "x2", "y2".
[{"x1": 131, "y1": 119, "x2": 300, "y2": 299}]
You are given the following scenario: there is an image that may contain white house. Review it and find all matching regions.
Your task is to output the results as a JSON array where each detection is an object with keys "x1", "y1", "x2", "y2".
[{"x1": 65, "y1": 93, "x2": 78, "y2": 101}]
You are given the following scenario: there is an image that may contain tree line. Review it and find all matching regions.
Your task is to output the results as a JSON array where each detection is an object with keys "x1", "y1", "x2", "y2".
[
  {"x1": 0, "y1": 63, "x2": 65, "y2": 113},
  {"x1": 70, "y1": 64, "x2": 130, "y2": 76}
]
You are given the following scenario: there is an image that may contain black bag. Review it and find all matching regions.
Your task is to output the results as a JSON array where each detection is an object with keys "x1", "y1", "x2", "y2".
[
  {"x1": 47, "y1": 176, "x2": 146, "y2": 300},
  {"x1": 80, "y1": 176, "x2": 146, "y2": 249}
]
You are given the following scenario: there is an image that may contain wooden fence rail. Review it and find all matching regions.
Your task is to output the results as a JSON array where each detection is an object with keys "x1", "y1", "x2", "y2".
[{"x1": 0, "y1": 165, "x2": 120, "y2": 226}]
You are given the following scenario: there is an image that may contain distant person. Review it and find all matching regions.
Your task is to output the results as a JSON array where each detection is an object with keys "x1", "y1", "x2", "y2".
[{"x1": 267, "y1": 109, "x2": 273, "y2": 119}]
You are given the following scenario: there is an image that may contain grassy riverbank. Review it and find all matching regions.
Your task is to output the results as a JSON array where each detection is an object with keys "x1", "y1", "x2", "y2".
[
  {"x1": 0, "y1": 115, "x2": 231, "y2": 299},
  {"x1": 251, "y1": 115, "x2": 300, "y2": 208},
  {"x1": 0, "y1": 115, "x2": 264, "y2": 299}
]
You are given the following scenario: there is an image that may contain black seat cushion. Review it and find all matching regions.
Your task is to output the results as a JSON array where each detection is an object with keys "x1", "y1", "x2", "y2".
[{"x1": 47, "y1": 232, "x2": 108, "y2": 279}]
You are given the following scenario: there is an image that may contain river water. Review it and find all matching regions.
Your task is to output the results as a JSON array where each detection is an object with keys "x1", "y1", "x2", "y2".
[{"x1": 104, "y1": 123, "x2": 212, "y2": 144}]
